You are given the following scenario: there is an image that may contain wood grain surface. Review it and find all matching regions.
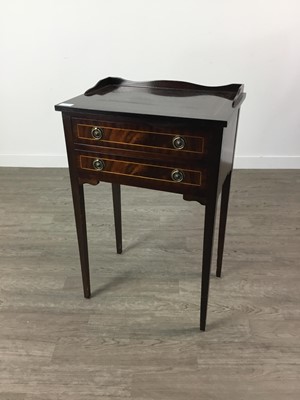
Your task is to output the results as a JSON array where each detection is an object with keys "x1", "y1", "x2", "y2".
[
  {"x1": 75, "y1": 122, "x2": 205, "y2": 155},
  {"x1": 78, "y1": 154, "x2": 203, "y2": 186},
  {"x1": 0, "y1": 168, "x2": 299, "y2": 399}
]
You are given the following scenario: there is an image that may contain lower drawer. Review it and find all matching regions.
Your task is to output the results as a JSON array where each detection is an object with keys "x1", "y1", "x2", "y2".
[{"x1": 77, "y1": 153, "x2": 205, "y2": 189}]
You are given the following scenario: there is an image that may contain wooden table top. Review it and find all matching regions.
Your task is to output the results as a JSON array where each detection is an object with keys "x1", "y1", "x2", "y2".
[{"x1": 55, "y1": 77, "x2": 245, "y2": 127}]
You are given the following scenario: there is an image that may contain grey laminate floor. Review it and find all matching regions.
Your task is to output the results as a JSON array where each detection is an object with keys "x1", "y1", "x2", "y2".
[{"x1": 0, "y1": 168, "x2": 299, "y2": 399}]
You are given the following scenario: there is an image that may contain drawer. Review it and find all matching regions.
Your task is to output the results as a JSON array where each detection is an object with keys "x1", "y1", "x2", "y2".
[
  {"x1": 72, "y1": 120, "x2": 206, "y2": 156},
  {"x1": 77, "y1": 153, "x2": 205, "y2": 189}
]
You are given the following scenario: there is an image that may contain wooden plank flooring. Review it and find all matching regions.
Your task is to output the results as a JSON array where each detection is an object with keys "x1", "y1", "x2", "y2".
[{"x1": 0, "y1": 168, "x2": 299, "y2": 399}]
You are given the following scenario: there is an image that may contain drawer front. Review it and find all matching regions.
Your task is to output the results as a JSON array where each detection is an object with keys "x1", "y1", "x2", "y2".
[
  {"x1": 78, "y1": 154, "x2": 204, "y2": 188},
  {"x1": 73, "y1": 121, "x2": 205, "y2": 156}
]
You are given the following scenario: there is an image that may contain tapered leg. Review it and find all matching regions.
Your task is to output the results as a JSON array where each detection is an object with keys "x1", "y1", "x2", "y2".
[
  {"x1": 112, "y1": 183, "x2": 122, "y2": 254},
  {"x1": 200, "y1": 197, "x2": 218, "y2": 331},
  {"x1": 216, "y1": 172, "x2": 232, "y2": 278},
  {"x1": 70, "y1": 180, "x2": 91, "y2": 298}
]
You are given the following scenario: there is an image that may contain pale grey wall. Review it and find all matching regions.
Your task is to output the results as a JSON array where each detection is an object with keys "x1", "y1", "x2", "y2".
[{"x1": 1, "y1": 0, "x2": 299, "y2": 168}]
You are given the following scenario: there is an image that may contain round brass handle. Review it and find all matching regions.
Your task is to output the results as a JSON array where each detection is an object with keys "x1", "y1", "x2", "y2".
[
  {"x1": 91, "y1": 127, "x2": 104, "y2": 140},
  {"x1": 171, "y1": 169, "x2": 184, "y2": 182},
  {"x1": 172, "y1": 136, "x2": 185, "y2": 149},
  {"x1": 93, "y1": 158, "x2": 105, "y2": 171}
]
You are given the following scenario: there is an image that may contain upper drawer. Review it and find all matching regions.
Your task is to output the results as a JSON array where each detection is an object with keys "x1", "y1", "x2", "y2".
[{"x1": 72, "y1": 118, "x2": 206, "y2": 157}]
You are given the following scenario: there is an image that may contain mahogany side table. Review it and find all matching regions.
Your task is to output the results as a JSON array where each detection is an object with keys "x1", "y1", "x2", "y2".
[{"x1": 55, "y1": 77, "x2": 246, "y2": 331}]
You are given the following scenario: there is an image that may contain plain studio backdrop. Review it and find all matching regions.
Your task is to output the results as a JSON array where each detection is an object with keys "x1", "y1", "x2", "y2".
[{"x1": 0, "y1": 0, "x2": 299, "y2": 168}]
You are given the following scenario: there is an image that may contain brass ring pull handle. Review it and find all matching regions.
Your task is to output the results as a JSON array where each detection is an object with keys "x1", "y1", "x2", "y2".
[
  {"x1": 171, "y1": 169, "x2": 184, "y2": 182},
  {"x1": 93, "y1": 159, "x2": 105, "y2": 171},
  {"x1": 91, "y1": 127, "x2": 104, "y2": 140},
  {"x1": 172, "y1": 136, "x2": 185, "y2": 149}
]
